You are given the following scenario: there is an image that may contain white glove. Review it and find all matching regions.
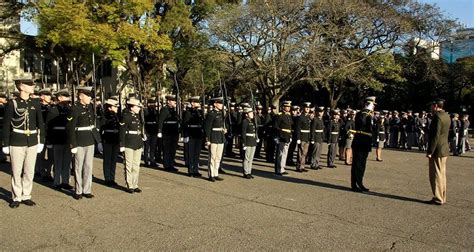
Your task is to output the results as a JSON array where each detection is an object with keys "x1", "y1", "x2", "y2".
[
  {"x1": 290, "y1": 138, "x2": 292, "y2": 143},
  {"x1": 274, "y1": 138, "x2": 279, "y2": 144},
  {"x1": 311, "y1": 141, "x2": 315, "y2": 144},
  {"x1": 256, "y1": 139, "x2": 260, "y2": 143},
  {"x1": 297, "y1": 140, "x2": 301, "y2": 145},
  {"x1": 205, "y1": 141, "x2": 211, "y2": 148},
  {"x1": 37, "y1": 144, "x2": 44, "y2": 153},
  {"x1": 97, "y1": 143, "x2": 103, "y2": 154},
  {"x1": 184, "y1": 137, "x2": 189, "y2": 143},
  {"x1": 2, "y1": 146, "x2": 9, "y2": 155},
  {"x1": 243, "y1": 146, "x2": 247, "y2": 151},
  {"x1": 157, "y1": 133, "x2": 162, "y2": 138},
  {"x1": 46, "y1": 145, "x2": 53, "y2": 149},
  {"x1": 120, "y1": 147, "x2": 125, "y2": 152},
  {"x1": 71, "y1": 148, "x2": 78, "y2": 154},
  {"x1": 179, "y1": 137, "x2": 184, "y2": 143},
  {"x1": 142, "y1": 135, "x2": 148, "y2": 142}
]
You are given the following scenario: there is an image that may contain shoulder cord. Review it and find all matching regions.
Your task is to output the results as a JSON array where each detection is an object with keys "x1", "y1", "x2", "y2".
[{"x1": 10, "y1": 100, "x2": 29, "y2": 130}]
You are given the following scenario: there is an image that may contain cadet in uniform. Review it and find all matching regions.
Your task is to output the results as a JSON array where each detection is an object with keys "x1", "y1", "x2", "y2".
[
  {"x1": 204, "y1": 97, "x2": 226, "y2": 182},
  {"x1": 182, "y1": 96, "x2": 204, "y2": 177},
  {"x1": 37, "y1": 88, "x2": 53, "y2": 181},
  {"x1": 255, "y1": 104, "x2": 265, "y2": 159},
  {"x1": 119, "y1": 97, "x2": 144, "y2": 193},
  {"x1": 351, "y1": 96, "x2": 376, "y2": 193},
  {"x1": 286, "y1": 105, "x2": 299, "y2": 166},
  {"x1": 143, "y1": 98, "x2": 159, "y2": 168},
  {"x1": 67, "y1": 86, "x2": 102, "y2": 200},
  {"x1": 274, "y1": 101, "x2": 293, "y2": 176},
  {"x1": 295, "y1": 102, "x2": 312, "y2": 172},
  {"x1": 375, "y1": 114, "x2": 386, "y2": 161},
  {"x1": 100, "y1": 98, "x2": 121, "y2": 186},
  {"x1": 2, "y1": 79, "x2": 45, "y2": 208},
  {"x1": 158, "y1": 95, "x2": 180, "y2": 172},
  {"x1": 46, "y1": 89, "x2": 73, "y2": 190},
  {"x1": 344, "y1": 110, "x2": 356, "y2": 165},
  {"x1": 264, "y1": 105, "x2": 278, "y2": 163},
  {"x1": 327, "y1": 109, "x2": 340, "y2": 168},
  {"x1": 310, "y1": 106, "x2": 325, "y2": 170},
  {"x1": 241, "y1": 107, "x2": 257, "y2": 179}
]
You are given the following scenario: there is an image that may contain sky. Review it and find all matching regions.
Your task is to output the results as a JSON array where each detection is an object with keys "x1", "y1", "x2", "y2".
[{"x1": 19, "y1": 0, "x2": 474, "y2": 36}]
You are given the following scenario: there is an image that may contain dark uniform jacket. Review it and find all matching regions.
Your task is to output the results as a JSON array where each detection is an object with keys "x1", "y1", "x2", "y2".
[
  {"x1": 311, "y1": 117, "x2": 325, "y2": 143},
  {"x1": 241, "y1": 118, "x2": 257, "y2": 147},
  {"x1": 67, "y1": 102, "x2": 100, "y2": 148},
  {"x1": 275, "y1": 112, "x2": 293, "y2": 143},
  {"x1": 3, "y1": 97, "x2": 45, "y2": 147},
  {"x1": 158, "y1": 106, "x2": 180, "y2": 136},
  {"x1": 204, "y1": 109, "x2": 225, "y2": 144},
  {"x1": 449, "y1": 119, "x2": 460, "y2": 140},
  {"x1": 100, "y1": 110, "x2": 120, "y2": 145},
  {"x1": 119, "y1": 109, "x2": 144, "y2": 150},
  {"x1": 351, "y1": 109, "x2": 373, "y2": 152},
  {"x1": 256, "y1": 113, "x2": 265, "y2": 139},
  {"x1": 344, "y1": 119, "x2": 355, "y2": 140},
  {"x1": 375, "y1": 122, "x2": 385, "y2": 142},
  {"x1": 295, "y1": 113, "x2": 311, "y2": 142},
  {"x1": 144, "y1": 107, "x2": 159, "y2": 135},
  {"x1": 0, "y1": 103, "x2": 6, "y2": 139},
  {"x1": 264, "y1": 112, "x2": 277, "y2": 139},
  {"x1": 46, "y1": 103, "x2": 71, "y2": 145},
  {"x1": 182, "y1": 108, "x2": 204, "y2": 139},
  {"x1": 428, "y1": 110, "x2": 450, "y2": 157},
  {"x1": 328, "y1": 120, "x2": 340, "y2": 144}
]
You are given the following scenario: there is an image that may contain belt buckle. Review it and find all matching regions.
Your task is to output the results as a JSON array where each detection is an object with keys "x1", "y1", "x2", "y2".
[{"x1": 26, "y1": 130, "x2": 30, "y2": 136}]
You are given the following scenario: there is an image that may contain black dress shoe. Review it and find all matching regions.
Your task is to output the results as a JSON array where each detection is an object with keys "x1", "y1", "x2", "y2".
[
  {"x1": 281, "y1": 171, "x2": 289, "y2": 175},
  {"x1": 73, "y1": 194, "x2": 82, "y2": 200},
  {"x1": 134, "y1": 188, "x2": 142, "y2": 193},
  {"x1": 243, "y1": 174, "x2": 251, "y2": 179},
  {"x1": 126, "y1": 188, "x2": 135, "y2": 194},
  {"x1": 195, "y1": 173, "x2": 202, "y2": 177},
  {"x1": 218, "y1": 169, "x2": 227, "y2": 174},
  {"x1": 9, "y1": 201, "x2": 20, "y2": 208},
  {"x1": 310, "y1": 166, "x2": 317, "y2": 170},
  {"x1": 22, "y1": 199, "x2": 36, "y2": 206},
  {"x1": 359, "y1": 186, "x2": 370, "y2": 192},
  {"x1": 208, "y1": 177, "x2": 216, "y2": 182},
  {"x1": 62, "y1": 184, "x2": 73, "y2": 190},
  {"x1": 328, "y1": 165, "x2": 337, "y2": 168},
  {"x1": 54, "y1": 185, "x2": 63, "y2": 191},
  {"x1": 295, "y1": 169, "x2": 303, "y2": 173},
  {"x1": 214, "y1": 176, "x2": 224, "y2": 181},
  {"x1": 249, "y1": 174, "x2": 254, "y2": 179},
  {"x1": 83, "y1": 193, "x2": 95, "y2": 199},
  {"x1": 317, "y1": 166, "x2": 322, "y2": 170},
  {"x1": 302, "y1": 168, "x2": 308, "y2": 172},
  {"x1": 351, "y1": 187, "x2": 363, "y2": 192}
]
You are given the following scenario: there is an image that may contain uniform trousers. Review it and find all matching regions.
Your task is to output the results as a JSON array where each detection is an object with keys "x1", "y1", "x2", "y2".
[
  {"x1": 10, "y1": 145, "x2": 37, "y2": 202},
  {"x1": 450, "y1": 133, "x2": 458, "y2": 155},
  {"x1": 243, "y1": 146, "x2": 256, "y2": 175},
  {"x1": 287, "y1": 139, "x2": 297, "y2": 164},
  {"x1": 187, "y1": 137, "x2": 202, "y2": 175},
  {"x1": 275, "y1": 141, "x2": 290, "y2": 174},
  {"x1": 429, "y1": 157, "x2": 447, "y2": 204},
  {"x1": 124, "y1": 148, "x2": 142, "y2": 189},
  {"x1": 208, "y1": 143, "x2": 224, "y2": 177},
  {"x1": 265, "y1": 137, "x2": 276, "y2": 162},
  {"x1": 351, "y1": 149, "x2": 369, "y2": 188},
  {"x1": 297, "y1": 142, "x2": 309, "y2": 170},
  {"x1": 53, "y1": 145, "x2": 72, "y2": 186},
  {"x1": 74, "y1": 145, "x2": 95, "y2": 195},
  {"x1": 310, "y1": 142, "x2": 323, "y2": 168},
  {"x1": 144, "y1": 134, "x2": 158, "y2": 165},
  {"x1": 103, "y1": 143, "x2": 119, "y2": 182},
  {"x1": 36, "y1": 147, "x2": 53, "y2": 177},
  {"x1": 163, "y1": 134, "x2": 178, "y2": 169},
  {"x1": 407, "y1": 132, "x2": 416, "y2": 149},
  {"x1": 327, "y1": 143, "x2": 337, "y2": 166}
]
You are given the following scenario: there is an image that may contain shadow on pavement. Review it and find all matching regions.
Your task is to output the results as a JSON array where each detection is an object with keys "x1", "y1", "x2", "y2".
[{"x1": 0, "y1": 186, "x2": 11, "y2": 203}]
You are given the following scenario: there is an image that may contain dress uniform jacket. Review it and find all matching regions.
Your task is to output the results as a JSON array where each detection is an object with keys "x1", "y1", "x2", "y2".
[
  {"x1": 428, "y1": 111, "x2": 450, "y2": 157},
  {"x1": 344, "y1": 119, "x2": 355, "y2": 139},
  {"x1": 311, "y1": 117, "x2": 325, "y2": 143},
  {"x1": 241, "y1": 118, "x2": 257, "y2": 147},
  {"x1": 144, "y1": 108, "x2": 159, "y2": 135},
  {"x1": 375, "y1": 122, "x2": 385, "y2": 142},
  {"x1": 182, "y1": 108, "x2": 204, "y2": 139},
  {"x1": 328, "y1": 120, "x2": 340, "y2": 144},
  {"x1": 67, "y1": 102, "x2": 100, "y2": 148},
  {"x1": 3, "y1": 97, "x2": 45, "y2": 147},
  {"x1": 119, "y1": 110, "x2": 144, "y2": 150},
  {"x1": 46, "y1": 104, "x2": 71, "y2": 145},
  {"x1": 158, "y1": 106, "x2": 180, "y2": 136},
  {"x1": 351, "y1": 110, "x2": 373, "y2": 152},
  {"x1": 100, "y1": 110, "x2": 120, "y2": 145},
  {"x1": 275, "y1": 113, "x2": 293, "y2": 143},
  {"x1": 295, "y1": 114, "x2": 311, "y2": 142},
  {"x1": 204, "y1": 109, "x2": 225, "y2": 144}
]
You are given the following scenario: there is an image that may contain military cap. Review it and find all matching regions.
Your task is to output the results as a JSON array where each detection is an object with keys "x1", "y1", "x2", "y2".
[
  {"x1": 211, "y1": 96, "x2": 224, "y2": 104},
  {"x1": 39, "y1": 88, "x2": 52, "y2": 96},
  {"x1": 188, "y1": 96, "x2": 200, "y2": 102},
  {"x1": 230, "y1": 102, "x2": 236, "y2": 107},
  {"x1": 349, "y1": 109, "x2": 356, "y2": 115},
  {"x1": 374, "y1": 111, "x2": 380, "y2": 115},
  {"x1": 105, "y1": 98, "x2": 119, "y2": 106},
  {"x1": 452, "y1": 113, "x2": 459, "y2": 117},
  {"x1": 243, "y1": 107, "x2": 253, "y2": 114},
  {"x1": 393, "y1": 110, "x2": 398, "y2": 114},
  {"x1": 110, "y1": 95, "x2": 119, "y2": 101},
  {"x1": 33, "y1": 89, "x2": 40, "y2": 96},
  {"x1": 256, "y1": 104, "x2": 263, "y2": 109},
  {"x1": 332, "y1": 109, "x2": 340, "y2": 115},
  {"x1": 165, "y1": 94, "x2": 176, "y2": 101},
  {"x1": 282, "y1": 101, "x2": 292, "y2": 107},
  {"x1": 291, "y1": 105, "x2": 299, "y2": 111},
  {"x1": 382, "y1": 110, "x2": 389, "y2": 114},
  {"x1": 421, "y1": 111, "x2": 426, "y2": 114},
  {"x1": 364, "y1": 96, "x2": 376, "y2": 104},
  {"x1": 127, "y1": 97, "x2": 143, "y2": 107},
  {"x1": 316, "y1": 106, "x2": 325, "y2": 112},
  {"x1": 270, "y1": 105, "x2": 277, "y2": 109},
  {"x1": 77, "y1": 86, "x2": 93, "y2": 96},
  {"x1": 241, "y1": 102, "x2": 250, "y2": 108},
  {"x1": 14, "y1": 79, "x2": 35, "y2": 86},
  {"x1": 431, "y1": 98, "x2": 445, "y2": 105},
  {"x1": 128, "y1": 93, "x2": 137, "y2": 98},
  {"x1": 56, "y1": 88, "x2": 70, "y2": 97},
  {"x1": 147, "y1": 98, "x2": 157, "y2": 104},
  {"x1": 302, "y1": 102, "x2": 311, "y2": 108}
]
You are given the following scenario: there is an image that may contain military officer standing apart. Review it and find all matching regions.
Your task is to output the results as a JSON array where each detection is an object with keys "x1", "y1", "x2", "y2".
[
  {"x1": 204, "y1": 97, "x2": 226, "y2": 182},
  {"x1": 119, "y1": 98, "x2": 144, "y2": 193},
  {"x1": 2, "y1": 79, "x2": 45, "y2": 208},
  {"x1": 425, "y1": 98, "x2": 450, "y2": 205},
  {"x1": 143, "y1": 98, "x2": 159, "y2": 168},
  {"x1": 67, "y1": 87, "x2": 102, "y2": 200},
  {"x1": 46, "y1": 89, "x2": 73, "y2": 190},
  {"x1": 100, "y1": 98, "x2": 121, "y2": 187},
  {"x1": 310, "y1": 106, "x2": 325, "y2": 170},
  {"x1": 351, "y1": 97, "x2": 376, "y2": 192},
  {"x1": 327, "y1": 110, "x2": 340, "y2": 168},
  {"x1": 295, "y1": 102, "x2": 312, "y2": 172},
  {"x1": 274, "y1": 101, "x2": 293, "y2": 176},
  {"x1": 158, "y1": 95, "x2": 180, "y2": 172},
  {"x1": 182, "y1": 96, "x2": 204, "y2": 177},
  {"x1": 241, "y1": 107, "x2": 258, "y2": 179}
]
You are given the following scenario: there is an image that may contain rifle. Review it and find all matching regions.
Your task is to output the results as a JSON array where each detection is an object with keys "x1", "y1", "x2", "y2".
[
  {"x1": 247, "y1": 84, "x2": 259, "y2": 141},
  {"x1": 92, "y1": 53, "x2": 97, "y2": 127},
  {"x1": 173, "y1": 72, "x2": 182, "y2": 120},
  {"x1": 217, "y1": 71, "x2": 232, "y2": 136}
]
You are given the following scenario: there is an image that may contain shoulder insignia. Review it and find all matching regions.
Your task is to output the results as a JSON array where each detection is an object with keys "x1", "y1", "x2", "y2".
[
  {"x1": 119, "y1": 123, "x2": 125, "y2": 126},
  {"x1": 67, "y1": 117, "x2": 73, "y2": 121}
]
